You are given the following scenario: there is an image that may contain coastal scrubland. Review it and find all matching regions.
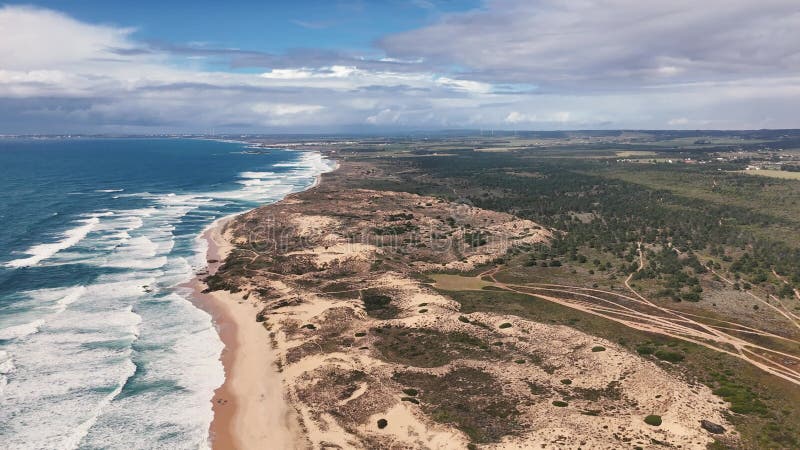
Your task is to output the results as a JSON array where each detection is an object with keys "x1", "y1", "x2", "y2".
[{"x1": 206, "y1": 130, "x2": 800, "y2": 449}]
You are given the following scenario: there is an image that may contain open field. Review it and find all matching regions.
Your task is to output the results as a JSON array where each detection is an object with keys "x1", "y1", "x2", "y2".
[
  {"x1": 615, "y1": 150, "x2": 658, "y2": 157},
  {"x1": 430, "y1": 273, "x2": 493, "y2": 290},
  {"x1": 736, "y1": 169, "x2": 800, "y2": 180}
]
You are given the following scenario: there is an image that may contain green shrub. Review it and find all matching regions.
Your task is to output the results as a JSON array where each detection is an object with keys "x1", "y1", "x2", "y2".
[
  {"x1": 636, "y1": 345, "x2": 655, "y2": 355},
  {"x1": 560, "y1": 379, "x2": 572, "y2": 385},
  {"x1": 591, "y1": 346, "x2": 606, "y2": 352},
  {"x1": 514, "y1": 359, "x2": 526, "y2": 364},
  {"x1": 552, "y1": 400, "x2": 568, "y2": 407},
  {"x1": 458, "y1": 316, "x2": 470, "y2": 323},
  {"x1": 681, "y1": 291, "x2": 701, "y2": 302},
  {"x1": 355, "y1": 332, "x2": 367, "y2": 337},
  {"x1": 363, "y1": 294, "x2": 392, "y2": 310},
  {"x1": 499, "y1": 322, "x2": 512, "y2": 329},
  {"x1": 419, "y1": 308, "x2": 429, "y2": 313},
  {"x1": 363, "y1": 293, "x2": 398, "y2": 319},
  {"x1": 644, "y1": 415, "x2": 662, "y2": 426},
  {"x1": 402, "y1": 388, "x2": 419, "y2": 396},
  {"x1": 654, "y1": 349, "x2": 685, "y2": 363},
  {"x1": 401, "y1": 396, "x2": 420, "y2": 404},
  {"x1": 377, "y1": 418, "x2": 388, "y2": 429}
]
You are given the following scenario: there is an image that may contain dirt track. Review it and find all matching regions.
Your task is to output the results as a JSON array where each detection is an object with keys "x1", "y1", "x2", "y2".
[{"x1": 467, "y1": 266, "x2": 800, "y2": 387}]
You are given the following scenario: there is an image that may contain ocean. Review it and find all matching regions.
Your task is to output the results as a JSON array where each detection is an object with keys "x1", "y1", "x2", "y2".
[{"x1": 0, "y1": 138, "x2": 334, "y2": 449}]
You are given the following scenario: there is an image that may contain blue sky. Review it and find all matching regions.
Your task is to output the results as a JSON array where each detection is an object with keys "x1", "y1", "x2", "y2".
[
  {"x1": 26, "y1": 0, "x2": 480, "y2": 54},
  {"x1": 1, "y1": 0, "x2": 799, "y2": 133}
]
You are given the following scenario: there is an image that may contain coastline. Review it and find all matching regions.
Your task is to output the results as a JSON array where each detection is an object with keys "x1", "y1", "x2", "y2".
[
  {"x1": 189, "y1": 157, "x2": 336, "y2": 449},
  {"x1": 188, "y1": 158, "x2": 732, "y2": 449},
  {"x1": 188, "y1": 218, "x2": 297, "y2": 450}
]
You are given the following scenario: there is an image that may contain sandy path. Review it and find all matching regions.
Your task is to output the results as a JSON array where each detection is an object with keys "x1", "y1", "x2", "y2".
[
  {"x1": 773, "y1": 268, "x2": 800, "y2": 301},
  {"x1": 473, "y1": 267, "x2": 800, "y2": 386},
  {"x1": 190, "y1": 218, "x2": 299, "y2": 450}
]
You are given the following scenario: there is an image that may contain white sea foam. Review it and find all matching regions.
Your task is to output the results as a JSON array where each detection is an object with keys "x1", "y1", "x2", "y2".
[
  {"x1": 88, "y1": 211, "x2": 116, "y2": 218},
  {"x1": 103, "y1": 236, "x2": 169, "y2": 269},
  {"x1": 55, "y1": 286, "x2": 87, "y2": 312},
  {"x1": 0, "y1": 350, "x2": 13, "y2": 395},
  {"x1": 239, "y1": 171, "x2": 275, "y2": 178},
  {"x1": 0, "y1": 319, "x2": 45, "y2": 340},
  {"x1": 59, "y1": 356, "x2": 136, "y2": 450},
  {"x1": 95, "y1": 189, "x2": 124, "y2": 193},
  {"x1": 0, "y1": 295, "x2": 142, "y2": 449},
  {"x1": 5, "y1": 216, "x2": 101, "y2": 268},
  {"x1": 0, "y1": 285, "x2": 102, "y2": 344},
  {"x1": 0, "y1": 148, "x2": 336, "y2": 449},
  {"x1": 78, "y1": 292, "x2": 223, "y2": 449}
]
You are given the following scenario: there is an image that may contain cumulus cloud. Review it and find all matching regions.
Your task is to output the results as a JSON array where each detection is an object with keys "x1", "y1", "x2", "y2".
[
  {"x1": 0, "y1": 6, "x2": 502, "y2": 132},
  {"x1": 506, "y1": 111, "x2": 570, "y2": 125},
  {"x1": 0, "y1": 5, "x2": 138, "y2": 70},
  {"x1": 381, "y1": 0, "x2": 800, "y2": 87},
  {"x1": 248, "y1": 102, "x2": 325, "y2": 126},
  {"x1": 1, "y1": 2, "x2": 799, "y2": 132}
]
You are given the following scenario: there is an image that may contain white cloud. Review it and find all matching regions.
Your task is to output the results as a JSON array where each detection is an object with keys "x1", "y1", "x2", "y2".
[
  {"x1": 382, "y1": 0, "x2": 800, "y2": 87},
  {"x1": 0, "y1": 3, "x2": 799, "y2": 132},
  {"x1": 259, "y1": 68, "x2": 316, "y2": 80},
  {"x1": 260, "y1": 65, "x2": 358, "y2": 80},
  {"x1": 252, "y1": 103, "x2": 324, "y2": 116},
  {"x1": 0, "y1": 6, "x2": 140, "y2": 70},
  {"x1": 366, "y1": 108, "x2": 401, "y2": 125},
  {"x1": 656, "y1": 66, "x2": 683, "y2": 77},
  {"x1": 505, "y1": 111, "x2": 571, "y2": 124},
  {"x1": 435, "y1": 77, "x2": 492, "y2": 94}
]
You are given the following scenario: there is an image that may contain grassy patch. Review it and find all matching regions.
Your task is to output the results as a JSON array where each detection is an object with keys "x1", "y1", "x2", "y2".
[
  {"x1": 570, "y1": 381, "x2": 623, "y2": 402},
  {"x1": 709, "y1": 371, "x2": 768, "y2": 415},
  {"x1": 393, "y1": 367, "x2": 521, "y2": 443},
  {"x1": 374, "y1": 327, "x2": 498, "y2": 368}
]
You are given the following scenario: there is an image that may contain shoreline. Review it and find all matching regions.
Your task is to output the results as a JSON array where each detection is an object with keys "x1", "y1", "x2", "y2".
[
  {"x1": 188, "y1": 216, "x2": 299, "y2": 450},
  {"x1": 188, "y1": 157, "x2": 336, "y2": 449}
]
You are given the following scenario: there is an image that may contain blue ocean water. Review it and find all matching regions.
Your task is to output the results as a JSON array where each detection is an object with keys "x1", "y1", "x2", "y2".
[{"x1": 0, "y1": 138, "x2": 334, "y2": 449}]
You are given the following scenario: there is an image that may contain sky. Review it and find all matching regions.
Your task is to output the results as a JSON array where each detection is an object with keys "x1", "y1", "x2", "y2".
[{"x1": 1, "y1": 0, "x2": 799, "y2": 133}]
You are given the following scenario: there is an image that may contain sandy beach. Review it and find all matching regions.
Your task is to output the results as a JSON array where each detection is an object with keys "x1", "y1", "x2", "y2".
[{"x1": 188, "y1": 217, "x2": 298, "y2": 450}]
